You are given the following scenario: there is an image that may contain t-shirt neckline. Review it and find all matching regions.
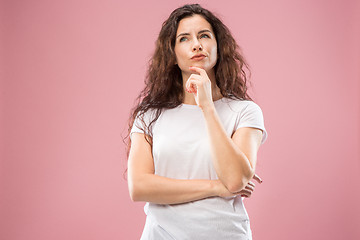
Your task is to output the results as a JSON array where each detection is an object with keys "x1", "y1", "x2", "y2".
[{"x1": 180, "y1": 97, "x2": 224, "y2": 109}]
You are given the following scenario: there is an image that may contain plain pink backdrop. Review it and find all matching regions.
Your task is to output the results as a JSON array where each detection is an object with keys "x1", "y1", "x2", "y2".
[{"x1": 1, "y1": 0, "x2": 359, "y2": 239}]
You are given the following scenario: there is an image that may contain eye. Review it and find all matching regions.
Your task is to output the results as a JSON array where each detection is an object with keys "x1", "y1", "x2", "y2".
[
  {"x1": 179, "y1": 37, "x2": 187, "y2": 42},
  {"x1": 200, "y1": 34, "x2": 210, "y2": 39}
]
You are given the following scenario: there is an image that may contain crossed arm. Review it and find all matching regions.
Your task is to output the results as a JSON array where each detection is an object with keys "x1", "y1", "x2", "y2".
[
  {"x1": 201, "y1": 106, "x2": 263, "y2": 193},
  {"x1": 127, "y1": 110, "x2": 264, "y2": 205}
]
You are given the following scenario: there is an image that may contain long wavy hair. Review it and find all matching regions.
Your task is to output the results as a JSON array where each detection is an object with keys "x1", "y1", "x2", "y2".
[{"x1": 123, "y1": 4, "x2": 253, "y2": 166}]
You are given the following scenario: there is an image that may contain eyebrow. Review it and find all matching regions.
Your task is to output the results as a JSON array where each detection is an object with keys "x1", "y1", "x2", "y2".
[{"x1": 176, "y1": 29, "x2": 212, "y2": 39}]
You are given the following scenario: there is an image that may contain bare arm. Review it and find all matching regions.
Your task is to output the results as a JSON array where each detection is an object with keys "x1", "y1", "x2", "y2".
[
  {"x1": 127, "y1": 132, "x2": 237, "y2": 205},
  {"x1": 185, "y1": 67, "x2": 263, "y2": 193},
  {"x1": 202, "y1": 107, "x2": 263, "y2": 193}
]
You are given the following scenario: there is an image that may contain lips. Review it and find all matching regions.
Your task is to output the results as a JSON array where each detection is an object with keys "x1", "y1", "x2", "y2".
[{"x1": 191, "y1": 54, "x2": 206, "y2": 59}]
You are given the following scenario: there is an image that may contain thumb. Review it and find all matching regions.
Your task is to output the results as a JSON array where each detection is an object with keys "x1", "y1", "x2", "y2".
[{"x1": 253, "y1": 173, "x2": 263, "y2": 184}]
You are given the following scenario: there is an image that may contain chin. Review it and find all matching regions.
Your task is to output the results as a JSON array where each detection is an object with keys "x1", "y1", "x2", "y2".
[
  {"x1": 192, "y1": 64, "x2": 204, "y2": 69},
  {"x1": 191, "y1": 63, "x2": 210, "y2": 70}
]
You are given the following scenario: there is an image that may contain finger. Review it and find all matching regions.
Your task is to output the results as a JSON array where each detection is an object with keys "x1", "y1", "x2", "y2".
[
  {"x1": 186, "y1": 75, "x2": 201, "y2": 86},
  {"x1": 242, "y1": 189, "x2": 252, "y2": 196},
  {"x1": 239, "y1": 189, "x2": 252, "y2": 197},
  {"x1": 186, "y1": 79, "x2": 201, "y2": 93},
  {"x1": 247, "y1": 181, "x2": 255, "y2": 187},
  {"x1": 253, "y1": 173, "x2": 263, "y2": 184},
  {"x1": 189, "y1": 73, "x2": 203, "y2": 80},
  {"x1": 186, "y1": 73, "x2": 208, "y2": 92},
  {"x1": 189, "y1": 66, "x2": 207, "y2": 78},
  {"x1": 237, "y1": 188, "x2": 252, "y2": 195},
  {"x1": 186, "y1": 74, "x2": 204, "y2": 87},
  {"x1": 186, "y1": 82, "x2": 197, "y2": 93},
  {"x1": 186, "y1": 85, "x2": 196, "y2": 94},
  {"x1": 245, "y1": 185, "x2": 255, "y2": 191}
]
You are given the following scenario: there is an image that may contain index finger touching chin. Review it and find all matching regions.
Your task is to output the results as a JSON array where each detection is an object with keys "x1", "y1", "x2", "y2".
[{"x1": 189, "y1": 66, "x2": 206, "y2": 75}]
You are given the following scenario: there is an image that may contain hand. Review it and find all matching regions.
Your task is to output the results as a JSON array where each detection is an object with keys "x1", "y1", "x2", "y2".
[
  {"x1": 213, "y1": 173, "x2": 263, "y2": 198},
  {"x1": 212, "y1": 180, "x2": 238, "y2": 198},
  {"x1": 185, "y1": 66, "x2": 213, "y2": 110},
  {"x1": 238, "y1": 173, "x2": 263, "y2": 198}
]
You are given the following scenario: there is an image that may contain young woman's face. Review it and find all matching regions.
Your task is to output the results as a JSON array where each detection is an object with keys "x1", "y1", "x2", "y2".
[{"x1": 174, "y1": 14, "x2": 217, "y2": 74}]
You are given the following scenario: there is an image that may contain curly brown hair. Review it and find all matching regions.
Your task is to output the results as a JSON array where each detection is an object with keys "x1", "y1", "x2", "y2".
[{"x1": 123, "y1": 4, "x2": 253, "y2": 166}]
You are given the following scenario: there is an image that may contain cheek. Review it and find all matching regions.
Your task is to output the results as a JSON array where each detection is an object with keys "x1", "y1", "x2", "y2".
[
  {"x1": 174, "y1": 47, "x2": 187, "y2": 65},
  {"x1": 175, "y1": 47, "x2": 185, "y2": 57},
  {"x1": 210, "y1": 45, "x2": 218, "y2": 62}
]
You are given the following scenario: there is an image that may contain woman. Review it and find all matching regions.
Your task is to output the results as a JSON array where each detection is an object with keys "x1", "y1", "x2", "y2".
[{"x1": 126, "y1": 4, "x2": 267, "y2": 239}]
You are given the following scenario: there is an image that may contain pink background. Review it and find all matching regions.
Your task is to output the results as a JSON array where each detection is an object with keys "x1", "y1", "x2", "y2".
[{"x1": 1, "y1": 0, "x2": 359, "y2": 239}]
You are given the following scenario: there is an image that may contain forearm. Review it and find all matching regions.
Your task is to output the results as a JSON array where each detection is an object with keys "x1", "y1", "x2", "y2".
[
  {"x1": 129, "y1": 173, "x2": 217, "y2": 204},
  {"x1": 202, "y1": 106, "x2": 254, "y2": 192}
]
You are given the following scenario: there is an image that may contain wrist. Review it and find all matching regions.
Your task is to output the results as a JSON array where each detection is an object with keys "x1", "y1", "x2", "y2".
[
  {"x1": 201, "y1": 102, "x2": 216, "y2": 114},
  {"x1": 209, "y1": 180, "x2": 219, "y2": 197}
]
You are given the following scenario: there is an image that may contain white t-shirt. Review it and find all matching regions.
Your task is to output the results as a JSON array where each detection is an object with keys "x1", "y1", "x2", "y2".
[{"x1": 130, "y1": 97, "x2": 268, "y2": 240}]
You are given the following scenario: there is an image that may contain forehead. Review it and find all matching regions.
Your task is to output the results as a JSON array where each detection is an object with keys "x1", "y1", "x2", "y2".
[{"x1": 176, "y1": 14, "x2": 213, "y2": 34}]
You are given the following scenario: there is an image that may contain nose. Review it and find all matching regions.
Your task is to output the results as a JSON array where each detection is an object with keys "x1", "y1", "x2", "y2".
[{"x1": 192, "y1": 39, "x2": 203, "y2": 51}]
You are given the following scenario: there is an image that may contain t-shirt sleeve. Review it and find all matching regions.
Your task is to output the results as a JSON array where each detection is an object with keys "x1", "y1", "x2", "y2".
[
  {"x1": 235, "y1": 101, "x2": 268, "y2": 145},
  {"x1": 130, "y1": 110, "x2": 154, "y2": 141}
]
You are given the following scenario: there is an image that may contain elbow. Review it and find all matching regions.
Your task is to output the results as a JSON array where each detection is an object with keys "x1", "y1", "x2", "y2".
[
  {"x1": 128, "y1": 180, "x2": 143, "y2": 202},
  {"x1": 129, "y1": 189, "x2": 139, "y2": 202},
  {"x1": 227, "y1": 169, "x2": 255, "y2": 193},
  {"x1": 227, "y1": 181, "x2": 245, "y2": 194},
  {"x1": 128, "y1": 173, "x2": 152, "y2": 202}
]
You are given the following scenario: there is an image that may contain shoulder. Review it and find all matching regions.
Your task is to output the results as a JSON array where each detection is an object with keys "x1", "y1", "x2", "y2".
[
  {"x1": 131, "y1": 108, "x2": 160, "y2": 137},
  {"x1": 224, "y1": 98, "x2": 267, "y2": 144},
  {"x1": 132, "y1": 108, "x2": 160, "y2": 130},
  {"x1": 135, "y1": 108, "x2": 158, "y2": 121},
  {"x1": 220, "y1": 97, "x2": 262, "y2": 113}
]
